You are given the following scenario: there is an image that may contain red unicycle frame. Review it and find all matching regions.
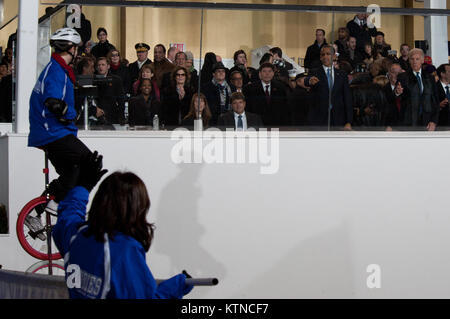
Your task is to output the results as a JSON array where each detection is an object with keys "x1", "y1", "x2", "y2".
[{"x1": 16, "y1": 151, "x2": 62, "y2": 275}]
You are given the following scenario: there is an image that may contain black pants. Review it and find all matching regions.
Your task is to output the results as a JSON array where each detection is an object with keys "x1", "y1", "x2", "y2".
[{"x1": 42, "y1": 134, "x2": 92, "y2": 202}]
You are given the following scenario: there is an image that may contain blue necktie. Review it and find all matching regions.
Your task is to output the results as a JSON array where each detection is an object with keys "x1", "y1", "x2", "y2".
[
  {"x1": 416, "y1": 72, "x2": 423, "y2": 94},
  {"x1": 446, "y1": 86, "x2": 450, "y2": 101},
  {"x1": 416, "y1": 72, "x2": 423, "y2": 115},
  {"x1": 327, "y1": 68, "x2": 333, "y2": 90},
  {"x1": 327, "y1": 68, "x2": 333, "y2": 110},
  {"x1": 237, "y1": 115, "x2": 243, "y2": 129}
]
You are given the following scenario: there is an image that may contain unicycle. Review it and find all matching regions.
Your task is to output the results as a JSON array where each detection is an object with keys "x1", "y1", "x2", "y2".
[{"x1": 16, "y1": 151, "x2": 63, "y2": 275}]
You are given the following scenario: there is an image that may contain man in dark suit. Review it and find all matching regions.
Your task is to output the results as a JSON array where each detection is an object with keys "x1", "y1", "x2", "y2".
[
  {"x1": 436, "y1": 63, "x2": 450, "y2": 127},
  {"x1": 243, "y1": 63, "x2": 290, "y2": 127},
  {"x1": 95, "y1": 57, "x2": 126, "y2": 125},
  {"x1": 128, "y1": 43, "x2": 152, "y2": 84},
  {"x1": 395, "y1": 48, "x2": 440, "y2": 131},
  {"x1": 304, "y1": 29, "x2": 328, "y2": 71},
  {"x1": 217, "y1": 92, "x2": 263, "y2": 130},
  {"x1": 304, "y1": 45, "x2": 353, "y2": 130}
]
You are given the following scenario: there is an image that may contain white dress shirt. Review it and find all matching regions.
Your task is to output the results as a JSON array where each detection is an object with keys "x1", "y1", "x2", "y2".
[
  {"x1": 234, "y1": 111, "x2": 247, "y2": 131},
  {"x1": 261, "y1": 81, "x2": 271, "y2": 95},
  {"x1": 137, "y1": 58, "x2": 149, "y2": 70},
  {"x1": 322, "y1": 65, "x2": 335, "y2": 86}
]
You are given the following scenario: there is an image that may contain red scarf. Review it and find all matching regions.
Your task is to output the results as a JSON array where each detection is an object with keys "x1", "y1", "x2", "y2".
[
  {"x1": 110, "y1": 63, "x2": 120, "y2": 71},
  {"x1": 51, "y1": 53, "x2": 76, "y2": 84}
]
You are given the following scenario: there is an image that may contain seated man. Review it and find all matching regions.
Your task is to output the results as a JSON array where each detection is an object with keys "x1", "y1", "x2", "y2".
[
  {"x1": 95, "y1": 57, "x2": 126, "y2": 125},
  {"x1": 217, "y1": 92, "x2": 263, "y2": 130},
  {"x1": 243, "y1": 62, "x2": 290, "y2": 127}
]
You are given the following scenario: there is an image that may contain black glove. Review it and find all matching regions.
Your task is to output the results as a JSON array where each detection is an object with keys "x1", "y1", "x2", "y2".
[
  {"x1": 77, "y1": 151, "x2": 108, "y2": 192},
  {"x1": 45, "y1": 98, "x2": 68, "y2": 118}
]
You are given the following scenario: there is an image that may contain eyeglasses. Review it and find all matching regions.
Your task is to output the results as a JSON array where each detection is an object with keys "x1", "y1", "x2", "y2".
[
  {"x1": 111, "y1": 53, "x2": 119, "y2": 57},
  {"x1": 176, "y1": 73, "x2": 186, "y2": 77}
]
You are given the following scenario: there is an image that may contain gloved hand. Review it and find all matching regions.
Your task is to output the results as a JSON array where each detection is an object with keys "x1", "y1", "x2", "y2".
[{"x1": 77, "y1": 151, "x2": 108, "y2": 192}]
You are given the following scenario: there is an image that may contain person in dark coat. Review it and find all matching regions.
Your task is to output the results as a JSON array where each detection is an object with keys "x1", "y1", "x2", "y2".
[
  {"x1": 162, "y1": 66, "x2": 193, "y2": 127},
  {"x1": 128, "y1": 43, "x2": 152, "y2": 85},
  {"x1": 287, "y1": 72, "x2": 314, "y2": 126},
  {"x1": 128, "y1": 79, "x2": 161, "y2": 127},
  {"x1": 436, "y1": 63, "x2": 450, "y2": 127},
  {"x1": 395, "y1": 48, "x2": 440, "y2": 131},
  {"x1": 161, "y1": 52, "x2": 198, "y2": 92},
  {"x1": 201, "y1": 62, "x2": 232, "y2": 126},
  {"x1": 107, "y1": 49, "x2": 131, "y2": 95},
  {"x1": 95, "y1": 57, "x2": 125, "y2": 125},
  {"x1": 304, "y1": 45, "x2": 353, "y2": 129},
  {"x1": 0, "y1": 63, "x2": 12, "y2": 122},
  {"x1": 373, "y1": 31, "x2": 392, "y2": 58},
  {"x1": 181, "y1": 93, "x2": 212, "y2": 129},
  {"x1": 242, "y1": 63, "x2": 290, "y2": 127},
  {"x1": 90, "y1": 27, "x2": 116, "y2": 60},
  {"x1": 74, "y1": 6, "x2": 92, "y2": 53},
  {"x1": 200, "y1": 52, "x2": 218, "y2": 86},
  {"x1": 217, "y1": 92, "x2": 263, "y2": 130},
  {"x1": 304, "y1": 29, "x2": 328, "y2": 71},
  {"x1": 346, "y1": 13, "x2": 377, "y2": 54},
  {"x1": 228, "y1": 50, "x2": 251, "y2": 86}
]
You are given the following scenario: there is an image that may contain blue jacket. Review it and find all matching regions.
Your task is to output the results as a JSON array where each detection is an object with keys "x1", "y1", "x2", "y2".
[
  {"x1": 28, "y1": 56, "x2": 78, "y2": 147},
  {"x1": 53, "y1": 186, "x2": 191, "y2": 299}
]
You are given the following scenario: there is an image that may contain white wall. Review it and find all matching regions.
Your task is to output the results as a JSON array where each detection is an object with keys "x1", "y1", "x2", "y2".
[{"x1": 2, "y1": 131, "x2": 450, "y2": 298}]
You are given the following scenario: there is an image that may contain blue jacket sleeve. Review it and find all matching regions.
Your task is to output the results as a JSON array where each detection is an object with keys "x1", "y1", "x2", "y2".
[
  {"x1": 52, "y1": 186, "x2": 89, "y2": 256},
  {"x1": 113, "y1": 243, "x2": 193, "y2": 299},
  {"x1": 42, "y1": 65, "x2": 66, "y2": 102}
]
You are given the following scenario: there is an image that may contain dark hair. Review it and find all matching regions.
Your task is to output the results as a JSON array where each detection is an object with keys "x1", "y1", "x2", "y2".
[
  {"x1": 233, "y1": 50, "x2": 247, "y2": 63},
  {"x1": 97, "y1": 27, "x2": 107, "y2": 36},
  {"x1": 269, "y1": 47, "x2": 282, "y2": 57},
  {"x1": 97, "y1": 56, "x2": 110, "y2": 65},
  {"x1": 230, "y1": 91, "x2": 246, "y2": 103},
  {"x1": 259, "y1": 52, "x2": 273, "y2": 65},
  {"x1": 175, "y1": 51, "x2": 187, "y2": 61},
  {"x1": 259, "y1": 62, "x2": 275, "y2": 73},
  {"x1": 138, "y1": 78, "x2": 155, "y2": 98},
  {"x1": 85, "y1": 171, "x2": 155, "y2": 252},
  {"x1": 202, "y1": 52, "x2": 217, "y2": 70},
  {"x1": 76, "y1": 57, "x2": 94, "y2": 74},
  {"x1": 155, "y1": 44, "x2": 167, "y2": 54},
  {"x1": 171, "y1": 66, "x2": 189, "y2": 87},
  {"x1": 316, "y1": 29, "x2": 326, "y2": 36},
  {"x1": 184, "y1": 93, "x2": 212, "y2": 127},
  {"x1": 437, "y1": 64, "x2": 450, "y2": 79}
]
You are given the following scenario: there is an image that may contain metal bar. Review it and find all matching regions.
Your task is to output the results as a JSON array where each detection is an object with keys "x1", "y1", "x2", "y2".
[
  {"x1": 0, "y1": 15, "x2": 18, "y2": 31},
  {"x1": 61, "y1": 0, "x2": 450, "y2": 16}
]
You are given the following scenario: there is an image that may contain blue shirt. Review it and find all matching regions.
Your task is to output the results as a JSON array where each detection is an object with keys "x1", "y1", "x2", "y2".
[
  {"x1": 52, "y1": 186, "x2": 191, "y2": 299},
  {"x1": 28, "y1": 57, "x2": 78, "y2": 147}
]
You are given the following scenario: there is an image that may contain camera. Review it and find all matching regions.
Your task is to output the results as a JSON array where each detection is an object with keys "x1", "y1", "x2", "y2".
[{"x1": 273, "y1": 59, "x2": 286, "y2": 69}]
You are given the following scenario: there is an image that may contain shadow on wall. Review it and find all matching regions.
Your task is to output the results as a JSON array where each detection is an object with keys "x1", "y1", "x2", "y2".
[
  {"x1": 153, "y1": 160, "x2": 226, "y2": 293},
  {"x1": 0, "y1": 204, "x2": 7, "y2": 234},
  {"x1": 233, "y1": 220, "x2": 355, "y2": 298}
]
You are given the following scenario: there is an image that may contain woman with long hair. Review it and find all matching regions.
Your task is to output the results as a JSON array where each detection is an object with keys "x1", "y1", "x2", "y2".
[
  {"x1": 200, "y1": 52, "x2": 217, "y2": 85},
  {"x1": 53, "y1": 152, "x2": 193, "y2": 299},
  {"x1": 162, "y1": 66, "x2": 193, "y2": 127},
  {"x1": 132, "y1": 64, "x2": 161, "y2": 101},
  {"x1": 181, "y1": 93, "x2": 212, "y2": 128}
]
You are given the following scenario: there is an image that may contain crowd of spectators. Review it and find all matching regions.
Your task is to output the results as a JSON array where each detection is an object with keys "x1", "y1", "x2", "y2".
[{"x1": 1, "y1": 11, "x2": 450, "y2": 132}]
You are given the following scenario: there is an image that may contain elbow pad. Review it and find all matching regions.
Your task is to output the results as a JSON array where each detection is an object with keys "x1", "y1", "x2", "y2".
[{"x1": 44, "y1": 98, "x2": 68, "y2": 118}]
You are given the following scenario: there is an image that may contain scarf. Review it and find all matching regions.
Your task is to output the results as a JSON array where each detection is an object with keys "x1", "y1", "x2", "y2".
[
  {"x1": 212, "y1": 78, "x2": 232, "y2": 113},
  {"x1": 51, "y1": 53, "x2": 76, "y2": 84}
]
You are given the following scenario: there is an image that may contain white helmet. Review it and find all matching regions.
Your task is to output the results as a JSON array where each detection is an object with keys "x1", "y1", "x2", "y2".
[{"x1": 50, "y1": 28, "x2": 81, "y2": 45}]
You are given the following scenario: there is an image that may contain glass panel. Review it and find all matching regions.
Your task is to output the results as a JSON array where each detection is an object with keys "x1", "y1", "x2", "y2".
[{"x1": 27, "y1": 1, "x2": 450, "y2": 132}]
